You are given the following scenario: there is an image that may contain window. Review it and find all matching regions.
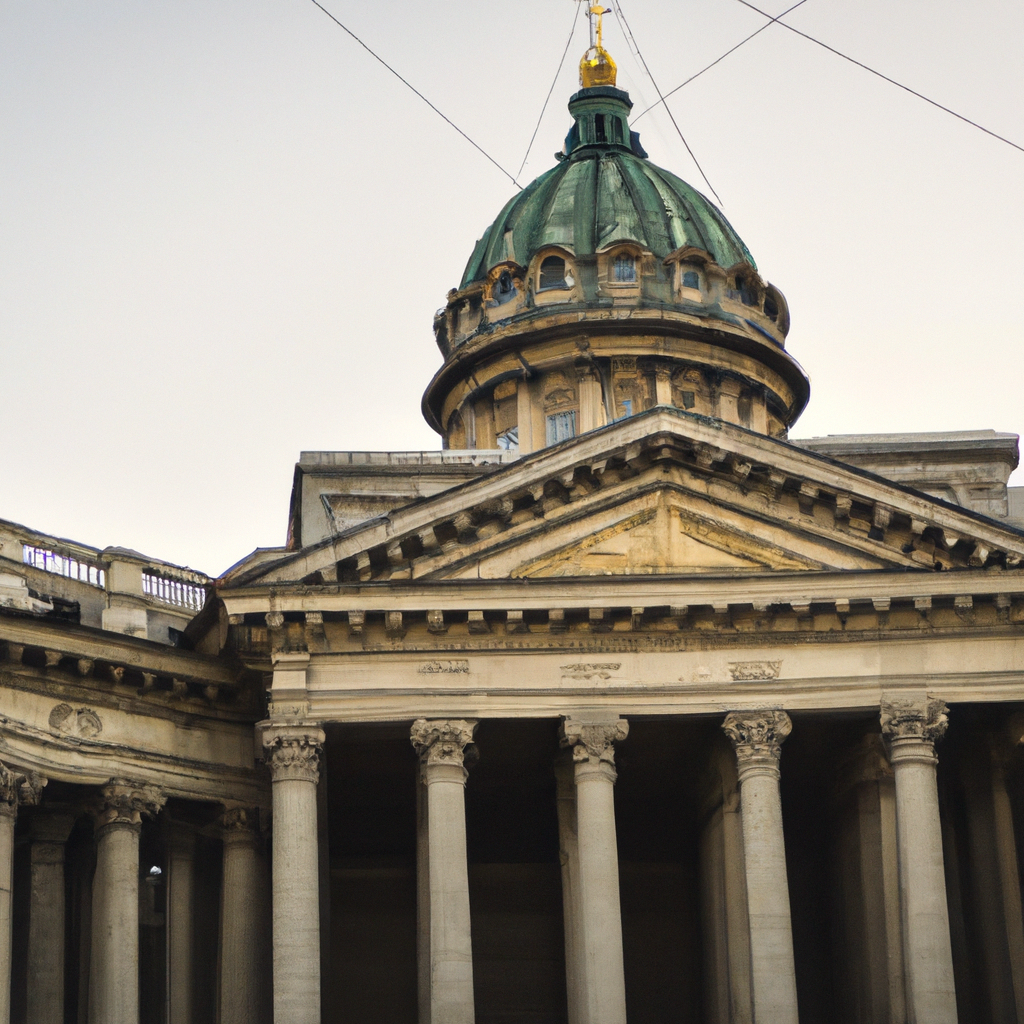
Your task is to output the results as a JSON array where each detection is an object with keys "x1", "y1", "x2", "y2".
[
  {"x1": 595, "y1": 114, "x2": 607, "y2": 144},
  {"x1": 613, "y1": 254, "x2": 636, "y2": 283},
  {"x1": 682, "y1": 270, "x2": 700, "y2": 290},
  {"x1": 764, "y1": 293, "x2": 779, "y2": 322},
  {"x1": 546, "y1": 410, "x2": 577, "y2": 444},
  {"x1": 494, "y1": 270, "x2": 515, "y2": 305},
  {"x1": 496, "y1": 426, "x2": 519, "y2": 450},
  {"x1": 539, "y1": 256, "x2": 571, "y2": 291},
  {"x1": 616, "y1": 399, "x2": 633, "y2": 420},
  {"x1": 611, "y1": 119, "x2": 623, "y2": 144}
]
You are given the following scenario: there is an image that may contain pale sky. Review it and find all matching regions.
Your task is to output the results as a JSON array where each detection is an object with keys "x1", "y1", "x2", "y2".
[{"x1": 2, "y1": 0, "x2": 1022, "y2": 576}]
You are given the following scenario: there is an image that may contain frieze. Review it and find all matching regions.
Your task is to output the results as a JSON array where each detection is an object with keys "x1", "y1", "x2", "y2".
[
  {"x1": 728, "y1": 661, "x2": 782, "y2": 681},
  {"x1": 560, "y1": 662, "x2": 621, "y2": 681},
  {"x1": 417, "y1": 660, "x2": 470, "y2": 675}
]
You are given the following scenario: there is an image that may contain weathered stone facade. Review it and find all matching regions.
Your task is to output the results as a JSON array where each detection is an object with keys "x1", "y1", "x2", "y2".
[{"x1": 2, "y1": 34, "x2": 1024, "y2": 1024}]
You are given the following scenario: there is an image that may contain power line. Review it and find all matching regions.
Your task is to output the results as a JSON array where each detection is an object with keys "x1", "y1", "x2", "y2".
[
  {"x1": 305, "y1": 0, "x2": 522, "y2": 188},
  {"x1": 733, "y1": 0, "x2": 1024, "y2": 156},
  {"x1": 515, "y1": 2, "x2": 583, "y2": 183},
  {"x1": 632, "y1": 0, "x2": 810, "y2": 123},
  {"x1": 610, "y1": 0, "x2": 724, "y2": 205}
]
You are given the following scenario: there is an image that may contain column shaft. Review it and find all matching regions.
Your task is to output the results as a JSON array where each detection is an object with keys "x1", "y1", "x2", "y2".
[
  {"x1": 723, "y1": 711, "x2": 798, "y2": 1024},
  {"x1": 560, "y1": 717, "x2": 628, "y2": 1024},
  {"x1": 26, "y1": 811, "x2": 75, "y2": 1024},
  {"x1": 411, "y1": 719, "x2": 477, "y2": 1024},
  {"x1": 416, "y1": 771, "x2": 431, "y2": 1024},
  {"x1": 166, "y1": 824, "x2": 196, "y2": 1024},
  {"x1": 992, "y1": 764, "x2": 1024, "y2": 1017},
  {"x1": 87, "y1": 780, "x2": 163, "y2": 1024},
  {"x1": 220, "y1": 808, "x2": 264, "y2": 1024},
  {"x1": 554, "y1": 757, "x2": 583, "y2": 1024},
  {"x1": 263, "y1": 725, "x2": 325, "y2": 1024},
  {"x1": 90, "y1": 822, "x2": 141, "y2": 1023},
  {"x1": 0, "y1": 806, "x2": 14, "y2": 1024},
  {"x1": 881, "y1": 698, "x2": 956, "y2": 1024}
]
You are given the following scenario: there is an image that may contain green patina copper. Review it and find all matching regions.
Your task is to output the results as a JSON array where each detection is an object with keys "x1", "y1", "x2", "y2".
[{"x1": 461, "y1": 87, "x2": 755, "y2": 289}]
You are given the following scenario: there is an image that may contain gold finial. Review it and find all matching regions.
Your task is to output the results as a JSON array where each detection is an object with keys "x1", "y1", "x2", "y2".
[{"x1": 580, "y1": 5, "x2": 617, "y2": 88}]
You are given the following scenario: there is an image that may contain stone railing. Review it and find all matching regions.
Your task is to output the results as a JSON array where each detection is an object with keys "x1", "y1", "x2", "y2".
[
  {"x1": 0, "y1": 519, "x2": 210, "y2": 642},
  {"x1": 22, "y1": 543, "x2": 106, "y2": 588}
]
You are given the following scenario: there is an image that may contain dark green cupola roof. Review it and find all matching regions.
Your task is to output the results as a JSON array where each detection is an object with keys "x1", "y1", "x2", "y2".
[{"x1": 460, "y1": 85, "x2": 755, "y2": 289}]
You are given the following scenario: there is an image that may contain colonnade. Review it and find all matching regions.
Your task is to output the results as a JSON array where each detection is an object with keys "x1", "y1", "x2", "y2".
[
  {"x1": 261, "y1": 696, "x2": 971, "y2": 1024},
  {"x1": 0, "y1": 695, "x2": 1017, "y2": 1022}
]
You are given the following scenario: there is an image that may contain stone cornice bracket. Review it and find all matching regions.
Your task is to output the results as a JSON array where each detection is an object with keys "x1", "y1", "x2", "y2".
[
  {"x1": 559, "y1": 716, "x2": 629, "y2": 771},
  {"x1": 261, "y1": 725, "x2": 325, "y2": 785},
  {"x1": 880, "y1": 697, "x2": 949, "y2": 766},
  {"x1": 722, "y1": 710, "x2": 792, "y2": 781},
  {"x1": 410, "y1": 719, "x2": 478, "y2": 771},
  {"x1": 94, "y1": 777, "x2": 165, "y2": 830},
  {"x1": 0, "y1": 761, "x2": 47, "y2": 817}
]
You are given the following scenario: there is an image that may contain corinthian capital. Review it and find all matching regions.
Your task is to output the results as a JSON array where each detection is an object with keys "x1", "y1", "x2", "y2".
[
  {"x1": 880, "y1": 698, "x2": 949, "y2": 743},
  {"x1": 95, "y1": 778, "x2": 165, "y2": 829},
  {"x1": 559, "y1": 717, "x2": 629, "y2": 766},
  {"x1": 262, "y1": 726, "x2": 325, "y2": 784},
  {"x1": 723, "y1": 710, "x2": 792, "y2": 771},
  {"x1": 0, "y1": 762, "x2": 47, "y2": 818},
  {"x1": 410, "y1": 719, "x2": 477, "y2": 768}
]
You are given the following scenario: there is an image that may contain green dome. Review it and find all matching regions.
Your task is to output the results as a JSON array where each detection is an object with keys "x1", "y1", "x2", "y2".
[{"x1": 461, "y1": 87, "x2": 755, "y2": 289}]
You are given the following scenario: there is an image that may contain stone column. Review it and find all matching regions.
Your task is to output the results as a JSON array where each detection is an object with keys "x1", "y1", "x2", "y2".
[
  {"x1": 0, "y1": 764, "x2": 44, "y2": 1024},
  {"x1": 559, "y1": 716, "x2": 629, "y2": 1024},
  {"x1": 554, "y1": 754, "x2": 583, "y2": 1024},
  {"x1": 880, "y1": 697, "x2": 957, "y2": 1024},
  {"x1": 722, "y1": 710, "x2": 799, "y2": 1024},
  {"x1": 263, "y1": 724, "x2": 325, "y2": 1024},
  {"x1": 416, "y1": 768, "x2": 432, "y2": 1024},
  {"x1": 26, "y1": 807, "x2": 75, "y2": 1024},
  {"x1": 990, "y1": 727, "x2": 1024, "y2": 1018},
  {"x1": 88, "y1": 778, "x2": 164, "y2": 1024},
  {"x1": 410, "y1": 719, "x2": 478, "y2": 1024},
  {"x1": 220, "y1": 806, "x2": 264, "y2": 1024},
  {"x1": 166, "y1": 820, "x2": 196, "y2": 1024}
]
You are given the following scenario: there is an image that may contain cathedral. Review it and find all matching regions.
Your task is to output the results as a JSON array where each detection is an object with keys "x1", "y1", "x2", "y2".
[{"x1": 2, "y1": 19, "x2": 1024, "y2": 1024}]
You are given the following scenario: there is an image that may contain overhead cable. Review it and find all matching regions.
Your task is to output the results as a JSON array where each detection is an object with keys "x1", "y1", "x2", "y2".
[
  {"x1": 733, "y1": 0, "x2": 1024, "y2": 156},
  {"x1": 610, "y1": 0, "x2": 724, "y2": 205},
  {"x1": 306, "y1": 0, "x2": 523, "y2": 187},
  {"x1": 515, "y1": 2, "x2": 584, "y2": 183},
  {"x1": 632, "y1": 0, "x2": 810, "y2": 122}
]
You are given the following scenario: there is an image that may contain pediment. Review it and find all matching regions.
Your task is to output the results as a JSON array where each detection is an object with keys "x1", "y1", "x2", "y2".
[{"x1": 224, "y1": 409, "x2": 1024, "y2": 589}]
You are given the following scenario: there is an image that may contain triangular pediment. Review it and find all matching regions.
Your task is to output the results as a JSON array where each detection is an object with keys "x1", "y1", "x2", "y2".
[{"x1": 223, "y1": 409, "x2": 1024, "y2": 589}]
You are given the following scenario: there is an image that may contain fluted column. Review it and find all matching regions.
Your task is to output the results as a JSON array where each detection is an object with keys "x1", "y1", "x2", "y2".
[
  {"x1": 722, "y1": 710, "x2": 798, "y2": 1024},
  {"x1": 88, "y1": 778, "x2": 165, "y2": 1024},
  {"x1": 263, "y1": 725, "x2": 325, "y2": 1024},
  {"x1": 26, "y1": 807, "x2": 75, "y2": 1024},
  {"x1": 559, "y1": 716, "x2": 629, "y2": 1024},
  {"x1": 0, "y1": 764, "x2": 44, "y2": 1024},
  {"x1": 410, "y1": 719, "x2": 478, "y2": 1024},
  {"x1": 880, "y1": 697, "x2": 956, "y2": 1024},
  {"x1": 220, "y1": 806, "x2": 265, "y2": 1024}
]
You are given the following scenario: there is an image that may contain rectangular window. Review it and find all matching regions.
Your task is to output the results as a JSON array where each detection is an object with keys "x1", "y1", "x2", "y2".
[
  {"x1": 546, "y1": 410, "x2": 577, "y2": 445},
  {"x1": 616, "y1": 399, "x2": 633, "y2": 420}
]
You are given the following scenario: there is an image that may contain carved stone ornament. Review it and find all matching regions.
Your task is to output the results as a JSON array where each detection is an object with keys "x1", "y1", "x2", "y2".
[
  {"x1": 48, "y1": 703, "x2": 103, "y2": 739},
  {"x1": 879, "y1": 698, "x2": 949, "y2": 743},
  {"x1": 559, "y1": 717, "x2": 629, "y2": 765},
  {"x1": 263, "y1": 728, "x2": 324, "y2": 784},
  {"x1": 0, "y1": 761, "x2": 46, "y2": 816},
  {"x1": 410, "y1": 719, "x2": 478, "y2": 768},
  {"x1": 222, "y1": 805, "x2": 261, "y2": 840},
  {"x1": 722, "y1": 710, "x2": 792, "y2": 765},
  {"x1": 95, "y1": 778, "x2": 166, "y2": 829}
]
